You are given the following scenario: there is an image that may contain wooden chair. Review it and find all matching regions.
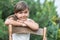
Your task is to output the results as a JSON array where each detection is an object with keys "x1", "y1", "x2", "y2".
[{"x1": 9, "y1": 25, "x2": 47, "y2": 40}]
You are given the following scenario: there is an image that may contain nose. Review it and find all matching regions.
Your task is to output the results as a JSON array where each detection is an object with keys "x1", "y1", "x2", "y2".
[
  {"x1": 22, "y1": 13, "x2": 25, "y2": 17},
  {"x1": 21, "y1": 13, "x2": 27, "y2": 20},
  {"x1": 22, "y1": 13, "x2": 27, "y2": 18}
]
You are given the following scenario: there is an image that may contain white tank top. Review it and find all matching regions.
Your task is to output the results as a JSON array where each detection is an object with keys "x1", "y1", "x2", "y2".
[
  {"x1": 12, "y1": 33, "x2": 30, "y2": 40},
  {"x1": 12, "y1": 19, "x2": 31, "y2": 40}
]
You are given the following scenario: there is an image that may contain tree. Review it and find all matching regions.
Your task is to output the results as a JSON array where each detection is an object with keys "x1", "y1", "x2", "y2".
[{"x1": 0, "y1": 0, "x2": 59, "y2": 40}]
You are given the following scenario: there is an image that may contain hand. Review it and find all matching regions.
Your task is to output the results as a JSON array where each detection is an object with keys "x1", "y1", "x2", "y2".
[
  {"x1": 24, "y1": 19, "x2": 33, "y2": 26},
  {"x1": 17, "y1": 20, "x2": 27, "y2": 27},
  {"x1": 17, "y1": 20, "x2": 23, "y2": 23}
]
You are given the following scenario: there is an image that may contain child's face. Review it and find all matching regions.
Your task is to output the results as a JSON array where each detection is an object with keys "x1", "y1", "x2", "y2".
[{"x1": 15, "y1": 9, "x2": 29, "y2": 20}]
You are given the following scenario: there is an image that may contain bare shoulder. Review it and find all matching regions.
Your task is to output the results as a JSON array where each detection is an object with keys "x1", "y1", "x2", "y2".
[
  {"x1": 5, "y1": 16, "x2": 14, "y2": 21},
  {"x1": 5, "y1": 15, "x2": 14, "y2": 20},
  {"x1": 27, "y1": 18, "x2": 35, "y2": 22},
  {"x1": 5, "y1": 15, "x2": 17, "y2": 21}
]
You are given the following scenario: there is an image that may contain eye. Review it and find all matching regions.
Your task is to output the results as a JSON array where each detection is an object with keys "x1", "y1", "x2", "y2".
[{"x1": 24, "y1": 11, "x2": 27, "y2": 13}]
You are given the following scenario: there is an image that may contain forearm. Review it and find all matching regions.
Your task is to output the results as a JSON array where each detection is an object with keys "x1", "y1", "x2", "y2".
[
  {"x1": 29, "y1": 23, "x2": 39, "y2": 30},
  {"x1": 5, "y1": 20, "x2": 22, "y2": 26},
  {"x1": 24, "y1": 22, "x2": 39, "y2": 31},
  {"x1": 9, "y1": 20, "x2": 22, "y2": 26}
]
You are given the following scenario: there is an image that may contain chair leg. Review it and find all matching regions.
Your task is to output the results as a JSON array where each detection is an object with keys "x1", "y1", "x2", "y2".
[
  {"x1": 43, "y1": 27, "x2": 47, "y2": 40},
  {"x1": 9, "y1": 25, "x2": 12, "y2": 40},
  {"x1": 43, "y1": 37, "x2": 47, "y2": 40}
]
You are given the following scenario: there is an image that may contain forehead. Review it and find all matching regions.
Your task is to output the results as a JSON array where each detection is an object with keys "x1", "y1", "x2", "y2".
[{"x1": 20, "y1": 9, "x2": 29, "y2": 12}]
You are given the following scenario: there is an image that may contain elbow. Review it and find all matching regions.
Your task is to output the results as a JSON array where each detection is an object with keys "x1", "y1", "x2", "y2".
[
  {"x1": 33, "y1": 26, "x2": 39, "y2": 31},
  {"x1": 35, "y1": 24, "x2": 39, "y2": 30},
  {"x1": 5, "y1": 21, "x2": 9, "y2": 26},
  {"x1": 32, "y1": 24, "x2": 39, "y2": 31}
]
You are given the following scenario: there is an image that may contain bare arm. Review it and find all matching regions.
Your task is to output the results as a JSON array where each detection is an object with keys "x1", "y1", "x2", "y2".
[
  {"x1": 5, "y1": 18, "x2": 26, "y2": 26},
  {"x1": 24, "y1": 19, "x2": 39, "y2": 31}
]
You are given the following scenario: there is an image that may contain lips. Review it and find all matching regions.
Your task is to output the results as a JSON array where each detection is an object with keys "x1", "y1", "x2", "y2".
[
  {"x1": 21, "y1": 18, "x2": 27, "y2": 21},
  {"x1": 19, "y1": 16, "x2": 27, "y2": 20},
  {"x1": 19, "y1": 18, "x2": 27, "y2": 21}
]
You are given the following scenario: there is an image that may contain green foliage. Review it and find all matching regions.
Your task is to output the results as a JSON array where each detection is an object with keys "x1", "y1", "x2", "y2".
[
  {"x1": 57, "y1": 29, "x2": 60, "y2": 40},
  {"x1": 47, "y1": 24, "x2": 59, "y2": 40},
  {"x1": 0, "y1": 0, "x2": 60, "y2": 40},
  {"x1": 0, "y1": 19, "x2": 8, "y2": 40}
]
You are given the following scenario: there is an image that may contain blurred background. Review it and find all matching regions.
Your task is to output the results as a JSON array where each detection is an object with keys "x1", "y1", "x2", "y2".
[{"x1": 0, "y1": 0, "x2": 60, "y2": 40}]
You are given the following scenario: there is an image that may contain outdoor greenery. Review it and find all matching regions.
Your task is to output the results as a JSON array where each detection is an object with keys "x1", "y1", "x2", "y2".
[{"x1": 0, "y1": 0, "x2": 60, "y2": 40}]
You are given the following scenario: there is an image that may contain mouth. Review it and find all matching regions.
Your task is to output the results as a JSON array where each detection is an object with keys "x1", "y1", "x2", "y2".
[
  {"x1": 21, "y1": 18, "x2": 27, "y2": 21},
  {"x1": 19, "y1": 18, "x2": 27, "y2": 21},
  {"x1": 18, "y1": 16, "x2": 28, "y2": 20}
]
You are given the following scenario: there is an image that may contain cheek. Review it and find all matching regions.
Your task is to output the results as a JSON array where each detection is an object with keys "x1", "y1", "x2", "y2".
[
  {"x1": 26, "y1": 13, "x2": 29, "y2": 17},
  {"x1": 17, "y1": 14, "x2": 22, "y2": 18}
]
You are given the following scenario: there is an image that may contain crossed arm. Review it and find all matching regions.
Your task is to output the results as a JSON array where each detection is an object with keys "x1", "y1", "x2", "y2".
[{"x1": 5, "y1": 18, "x2": 39, "y2": 31}]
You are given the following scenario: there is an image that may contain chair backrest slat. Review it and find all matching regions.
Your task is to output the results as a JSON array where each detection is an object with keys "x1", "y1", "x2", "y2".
[
  {"x1": 12, "y1": 27, "x2": 44, "y2": 35},
  {"x1": 9, "y1": 25, "x2": 47, "y2": 40}
]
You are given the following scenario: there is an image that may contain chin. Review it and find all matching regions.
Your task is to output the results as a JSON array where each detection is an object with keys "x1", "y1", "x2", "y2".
[{"x1": 21, "y1": 19, "x2": 27, "y2": 21}]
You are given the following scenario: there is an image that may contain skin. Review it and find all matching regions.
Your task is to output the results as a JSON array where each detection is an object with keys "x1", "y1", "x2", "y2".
[{"x1": 5, "y1": 9, "x2": 39, "y2": 31}]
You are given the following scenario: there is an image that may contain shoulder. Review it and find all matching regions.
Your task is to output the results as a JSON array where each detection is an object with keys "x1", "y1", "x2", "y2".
[
  {"x1": 6, "y1": 14, "x2": 18, "y2": 21},
  {"x1": 6, "y1": 15, "x2": 16, "y2": 20},
  {"x1": 7, "y1": 15, "x2": 15, "y2": 19},
  {"x1": 27, "y1": 18, "x2": 35, "y2": 22}
]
